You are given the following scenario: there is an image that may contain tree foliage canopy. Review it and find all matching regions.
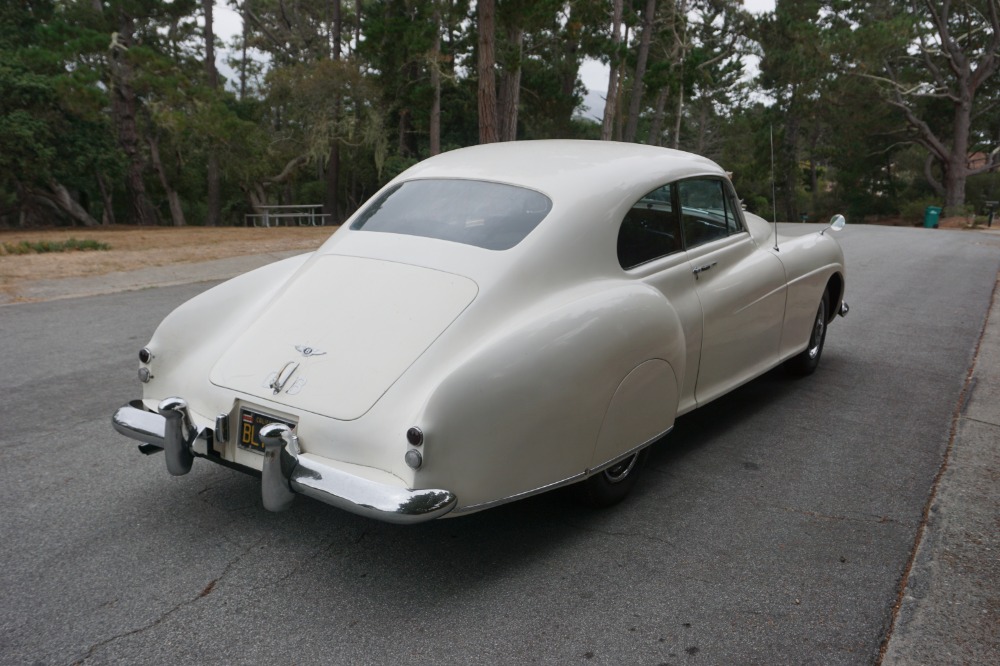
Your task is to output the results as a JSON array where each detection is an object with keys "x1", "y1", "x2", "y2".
[{"x1": 1, "y1": 0, "x2": 998, "y2": 227}]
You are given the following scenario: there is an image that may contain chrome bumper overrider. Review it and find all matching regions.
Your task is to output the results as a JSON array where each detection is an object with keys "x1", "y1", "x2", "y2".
[{"x1": 112, "y1": 398, "x2": 457, "y2": 523}]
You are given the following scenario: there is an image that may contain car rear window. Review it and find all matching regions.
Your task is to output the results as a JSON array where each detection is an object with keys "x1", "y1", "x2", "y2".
[{"x1": 350, "y1": 179, "x2": 553, "y2": 250}]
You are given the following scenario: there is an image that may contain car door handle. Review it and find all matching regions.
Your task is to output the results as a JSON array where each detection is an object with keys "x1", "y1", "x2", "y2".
[{"x1": 692, "y1": 262, "x2": 717, "y2": 279}]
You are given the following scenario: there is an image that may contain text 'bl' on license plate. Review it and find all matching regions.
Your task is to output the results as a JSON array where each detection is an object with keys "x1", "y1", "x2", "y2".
[{"x1": 238, "y1": 408, "x2": 295, "y2": 454}]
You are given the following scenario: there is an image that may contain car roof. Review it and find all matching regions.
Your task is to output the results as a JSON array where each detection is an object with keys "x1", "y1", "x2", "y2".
[
  {"x1": 395, "y1": 140, "x2": 726, "y2": 203},
  {"x1": 326, "y1": 141, "x2": 732, "y2": 285}
]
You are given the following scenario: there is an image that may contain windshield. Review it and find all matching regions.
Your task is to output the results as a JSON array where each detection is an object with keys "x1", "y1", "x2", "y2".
[{"x1": 350, "y1": 179, "x2": 553, "y2": 250}]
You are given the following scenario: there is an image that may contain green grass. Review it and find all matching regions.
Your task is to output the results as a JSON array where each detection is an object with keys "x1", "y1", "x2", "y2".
[{"x1": 1, "y1": 238, "x2": 111, "y2": 255}]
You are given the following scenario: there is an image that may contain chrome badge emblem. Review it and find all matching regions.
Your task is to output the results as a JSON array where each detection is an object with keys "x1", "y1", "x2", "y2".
[{"x1": 295, "y1": 344, "x2": 327, "y2": 358}]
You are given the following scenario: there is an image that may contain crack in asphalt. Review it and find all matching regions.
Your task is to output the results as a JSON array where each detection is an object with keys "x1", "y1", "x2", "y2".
[
  {"x1": 247, "y1": 527, "x2": 369, "y2": 593},
  {"x1": 73, "y1": 535, "x2": 266, "y2": 664},
  {"x1": 960, "y1": 415, "x2": 1000, "y2": 428}
]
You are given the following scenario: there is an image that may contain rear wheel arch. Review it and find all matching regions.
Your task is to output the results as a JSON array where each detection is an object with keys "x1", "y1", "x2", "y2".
[{"x1": 589, "y1": 359, "x2": 678, "y2": 472}]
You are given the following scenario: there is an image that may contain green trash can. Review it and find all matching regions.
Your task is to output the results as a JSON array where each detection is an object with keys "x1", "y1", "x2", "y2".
[{"x1": 924, "y1": 206, "x2": 942, "y2": 228}]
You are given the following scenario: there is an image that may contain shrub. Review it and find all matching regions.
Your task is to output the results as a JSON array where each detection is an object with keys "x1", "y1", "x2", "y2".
[{"x1": 1, "y1": 238, "x2": 111, "y2": 255}]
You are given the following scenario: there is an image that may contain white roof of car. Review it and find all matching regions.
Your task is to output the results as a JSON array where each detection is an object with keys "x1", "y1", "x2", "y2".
[
  {"x1": 396, "y1": 140, "x2": 727, "y2": 203},
  {"x1": 329, "y1": 141, "x2": 732, "y2": 283}
]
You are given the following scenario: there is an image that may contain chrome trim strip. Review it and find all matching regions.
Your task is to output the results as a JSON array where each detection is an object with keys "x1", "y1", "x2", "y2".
[
  {"x1": 258, "y1": 422, "x2": 456, "y2": 523},
  {"x1": 586, "y1": 426, "x2": 671, "y2": 477},
  {"x1": 454, "y1": 426, "x2": 673, "y2": 515},
  {"x1": 451, "y1": 471, "x2": 587, "y2": 515}
]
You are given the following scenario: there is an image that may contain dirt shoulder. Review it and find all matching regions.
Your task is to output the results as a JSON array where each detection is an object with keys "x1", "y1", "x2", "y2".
[
  {"x1": 0, "y1": 226, "x2": 334, "y2": 299},
  {"x1": 4, "y1": 221, "x2": 996, "y2": 304}
]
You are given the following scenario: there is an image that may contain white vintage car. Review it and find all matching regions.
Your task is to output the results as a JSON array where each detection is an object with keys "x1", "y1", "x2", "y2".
[{"x1": 113, "y1": 140, "x2": 847, "y2": 523}]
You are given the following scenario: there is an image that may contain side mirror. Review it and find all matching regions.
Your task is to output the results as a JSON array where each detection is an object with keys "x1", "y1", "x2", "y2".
[{"x1": 822, "y1": 214, "x2": 846, "y2": 235}]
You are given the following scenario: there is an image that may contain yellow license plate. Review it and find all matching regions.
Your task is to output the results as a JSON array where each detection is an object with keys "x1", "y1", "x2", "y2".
[{"x1": 237, "y1": 408, "x2": 295, "y2": 454}]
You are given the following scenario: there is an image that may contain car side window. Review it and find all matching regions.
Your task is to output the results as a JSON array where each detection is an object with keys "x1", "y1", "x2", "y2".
[
  {"x1": 617, "y1": 184, "x2": 682, "y2": 269},
  {"x1": 678, "y1": 178, "x2": 737, "y2": 249},
  {"x1": 723, "y1": 181, "x2": 746, "y2": 235}
]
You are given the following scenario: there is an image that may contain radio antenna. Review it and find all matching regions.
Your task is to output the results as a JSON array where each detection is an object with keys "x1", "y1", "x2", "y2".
[{"x1": 770, "y1": 125, "x2": 779, "y2": 252}]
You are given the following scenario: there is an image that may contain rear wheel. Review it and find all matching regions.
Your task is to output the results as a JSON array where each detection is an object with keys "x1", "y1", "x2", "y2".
[
  {"x1": 785, "y1": 291, "x2": 829, "y2": 376},
  {"x1": 578, "y1": 448, "x2": 650, "y2": 508}
]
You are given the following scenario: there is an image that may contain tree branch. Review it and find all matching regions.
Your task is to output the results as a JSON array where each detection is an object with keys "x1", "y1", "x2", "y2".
[
  {"x1": 968, "y1": 145, "x2": 1000, "y2": 176},
  {"x1": 970, "y1": 0, "x2": 1000, "y2": 90},
  {"x1": 242, "y1": 5, "x2": 297, "y2": 60},
  {"x1": 917, "y1": 31, "x2": 951, "y2": 91},
  {"x1": 263, "y1": 155, "x2": 308, "y2": 185},
  {"x1": 884, "y1": 93, "x2": 949, "y2": 161},
  {"x1": 923, "y1": 0, "x2": 966, "y2": 78}
]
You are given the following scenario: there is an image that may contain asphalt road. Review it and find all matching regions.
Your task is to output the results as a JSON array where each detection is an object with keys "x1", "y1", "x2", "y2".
[{"x1": 1, "y1": 225, "x2": 998, "y2": 665}]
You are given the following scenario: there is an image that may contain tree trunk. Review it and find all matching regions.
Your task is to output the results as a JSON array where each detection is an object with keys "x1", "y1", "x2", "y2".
[
  {"x1": 923, "y1": 154, "x2": 945, "y2": 197},
  {"x1": 332, "y1": 0, "x2": 342, "y2": 58},
  {"x1": 943, "y1": 156, "x2": 969, "y2": 212},
  {"x1": 239, "y1": 9, "x2": 248, "y2": 99},
  {"x1": 38, "y1": 181, "x2": 100, "y2": 226},
  {"x1": 647, "y1": 88, "x2": 669, "y2": 146},
  {"x1": 325, "y1": 0, "x2": 343, "y2": 222},
  {"x1": 148, "y1": 136, "x2": 186, "y2": 227},
  {"x1": 601, "y1": 0, "x2": 624, "y2": 141},
  {"x1": 429, "y1": 2, "x2": 442, "y2": 156},
  {"x1": 671, "y1": 84, "x2": 684, "y2": 149},
  {"x1": 943, "y1": 95, "x2": 973, "y2": 211},
  {"x1": 558, "y1": 3, "x2": 582, "y2": 126},
  {"x1": 110, "y1": 12, "x2": 155, "y2": 226},
  {"x1": 96, "y1": 173, "x2": 116, "y2": 226},
  {"x1": 354, "y1": 0, "x2": 362, "y2": 51},
  {"x1": 203, "y1": 0, "x2": 221, "y2": 226},
  {"x1": 398, "y1": 107, "x2": 413, "y2": 156},
  {"x1": 808, "y1": 129, "x2": 820, "y2": 216},
  {"x1": 669, "y1": 0, "x2": 689, "y2": 150},
  {"x1": 809, "y1": 159, "x2": 818, "y2": 218},
  {"x1": 782, "y1": 99, "x2": 801, "y2": 223},
  {"x1": 477, "y1": 0, "x2": 498, "y2": 144},
  {"x1": 695, "y1": 101, "x2": 708, "y2": 154},
  {"x1": 497, "y1": 25, "x2": 523, "y2": 142},
  {"x1": 624, "y1": 0, "x2": 657, "y2": 143}
]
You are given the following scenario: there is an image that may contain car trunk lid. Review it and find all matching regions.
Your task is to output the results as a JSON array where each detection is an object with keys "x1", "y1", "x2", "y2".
[{"x1": 209, "y1": 254, "x2": 478, "y2": 420}]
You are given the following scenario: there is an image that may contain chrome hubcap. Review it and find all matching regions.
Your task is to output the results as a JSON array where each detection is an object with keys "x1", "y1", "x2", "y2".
[{"x1": 807, "y1": 305, "x2": 825, "y2": 359}]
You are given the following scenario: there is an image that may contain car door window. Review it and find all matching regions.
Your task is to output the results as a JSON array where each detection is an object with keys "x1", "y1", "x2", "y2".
[
  {"x1": 723, "y1": 181, "x2": 745, "y2": 235},
  {"x1": 678, "y1": 178, "x2": 736, "y2": 249},
  {"x1": 617, "y1": 184, "x2": 682, "y2": 269}
]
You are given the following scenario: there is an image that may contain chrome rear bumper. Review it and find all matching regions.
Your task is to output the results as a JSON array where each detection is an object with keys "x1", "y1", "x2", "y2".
[{"x1": 112, "y1": 398, "x2": 456, "y2": 524}]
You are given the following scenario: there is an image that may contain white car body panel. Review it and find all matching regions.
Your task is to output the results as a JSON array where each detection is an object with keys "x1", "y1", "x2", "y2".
[
  {"x1": 115, "y1": 140, "x2": 847, "y2": 522},
  {"x1": 688, "y1": 232, "x2": 787, "y2": 405},
  {"x1": 210, "y1": 255, "x2": 478, "y2": 421}
]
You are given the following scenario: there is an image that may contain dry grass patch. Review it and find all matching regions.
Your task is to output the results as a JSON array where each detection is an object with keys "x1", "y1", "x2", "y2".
[{"x1": 0, "y1": 225, "x2": 334, "y2": 290}]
